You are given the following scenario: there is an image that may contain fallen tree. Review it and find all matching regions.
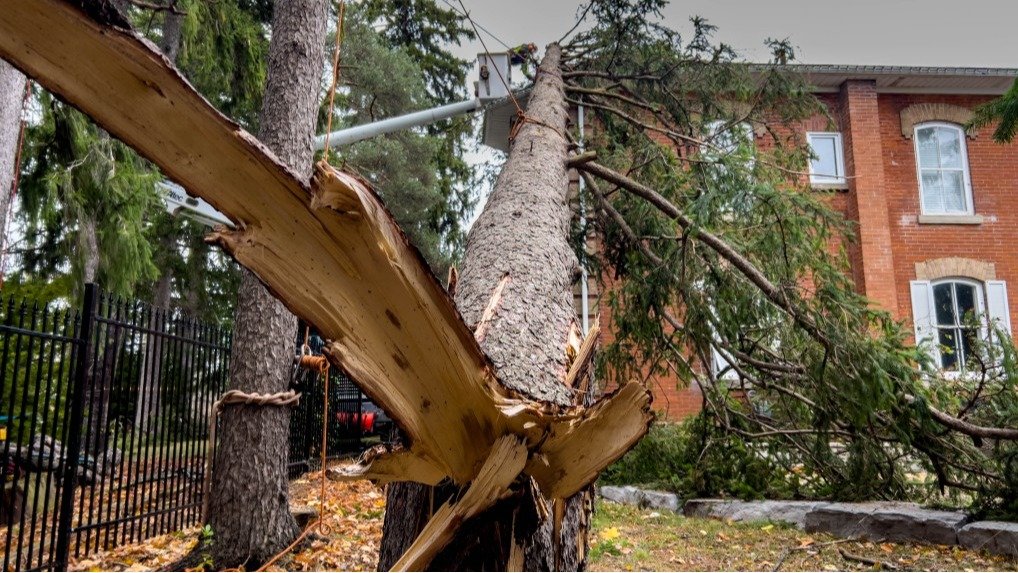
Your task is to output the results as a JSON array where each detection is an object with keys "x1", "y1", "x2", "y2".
[
  {"x1": 558, "y1": 1, "x2": 1018, "y2": 515},
  {"x1": 0, "y1": 1, "x2": 652, "y2": 569}
]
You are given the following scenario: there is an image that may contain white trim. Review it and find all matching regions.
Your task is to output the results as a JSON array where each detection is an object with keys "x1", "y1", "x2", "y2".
[
  {"x1": 806, "y1": 131, "x2": 846, "y2": 185},
  {"x1": 985, "y1": 280, "x2": 1011, "y2": 336},
  {"x1": 914, "y1": 122, "x2": 975, "y2": 216},
  {"x1": 917, "y1": 214, "x2": 984, "y2": 225},
  {"x1": 811, "y1": 86, "x2": 1011, "y2": 96}
]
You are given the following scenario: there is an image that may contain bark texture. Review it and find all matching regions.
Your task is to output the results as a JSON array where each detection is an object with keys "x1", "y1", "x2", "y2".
[
  {"x1": 379, "y1": 44, "x2": 592, "y2": 571},
  {"x1": 207, "y1": 0, "x2": 329, "y2": 567},
  {"x1": 454, "y1": 47, "x2": 577, "y2": 408},
  {"x1": 0, "y1": 59, "x2": 27, "y2": 243}
]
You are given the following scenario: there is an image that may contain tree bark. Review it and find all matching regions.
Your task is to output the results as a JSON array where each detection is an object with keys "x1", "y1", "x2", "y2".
[
  {"x1": 206, "y1": 0, "x2": 328, "y2": 567},
  {"x1": 379, "y1": 43, "x2": 593, "y2": 572},
  {"x1": 159, "y1": 10, "x2": 183, "y2": 63},
  {"x1": 0, "y1": 59, "x2": 26, "y2": 244}
]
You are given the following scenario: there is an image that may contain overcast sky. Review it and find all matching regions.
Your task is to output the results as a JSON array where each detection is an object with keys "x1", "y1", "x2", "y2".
[
  {"x1": 449, "y1": 0, "x2": 1018, "y2": 68},
  {"x1": 450, "y1": 0, "x2": 1018, "y2": 226}
]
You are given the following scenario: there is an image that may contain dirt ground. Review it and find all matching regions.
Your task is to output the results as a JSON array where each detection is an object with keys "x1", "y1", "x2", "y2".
[{"x1": 66, "y1": 474, "x2": 1018, "y2": 572}]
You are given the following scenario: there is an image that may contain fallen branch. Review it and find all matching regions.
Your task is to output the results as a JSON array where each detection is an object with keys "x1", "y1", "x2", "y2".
[
  {"x1": 838, "y1": 547, "x2": 901, "y2": 571},
  {"x1": 577, "y1": 160, "x2": 830, "y2": 348},
  {"x1": 566, "y1": 150, "x2": 598, "y2": 167},
  {"x1": 906, "y1": 395, "x2": 1018, "y2": 440}
]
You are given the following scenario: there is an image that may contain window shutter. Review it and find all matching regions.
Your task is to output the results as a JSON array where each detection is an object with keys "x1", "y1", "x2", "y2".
[
  {"x1": 985, "y1": 280, "x2": 1011, "y2": 335},
  {"x1": 910, "y1": 280, "x2": 936, "y2": 355}
]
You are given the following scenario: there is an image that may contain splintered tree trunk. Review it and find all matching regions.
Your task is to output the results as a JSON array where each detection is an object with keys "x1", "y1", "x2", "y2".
[
  {"x1": 0, "y1": 59, "x2": 25, "y2": 242},
  {"x1": 206, "y1": 0, "x2": 328, "y2": 567},
  {"x1": 0, "y1": 9, "x2": 653, "y2": 572},
  {"x1": 379, "y1": 43, "x2": 592, "y2": 571}
]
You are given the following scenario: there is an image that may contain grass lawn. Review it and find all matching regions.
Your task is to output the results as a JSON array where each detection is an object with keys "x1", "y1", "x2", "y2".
[{"x1": 589, "y1": 501, "x2": 1018, "y2": 571}]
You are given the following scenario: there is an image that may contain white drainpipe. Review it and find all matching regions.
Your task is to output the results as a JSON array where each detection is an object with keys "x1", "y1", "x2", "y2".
[{"x1": 578, "y1": 103, "x2": 589, "y2": 336}]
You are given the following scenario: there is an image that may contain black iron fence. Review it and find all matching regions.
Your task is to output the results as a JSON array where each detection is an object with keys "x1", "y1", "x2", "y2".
[
  {"x1": 1, "y1": 287, "x2": 382, "y2": 571},
  {"x1": 1, "y1": 284, "x2": 231, "y2": 571}
]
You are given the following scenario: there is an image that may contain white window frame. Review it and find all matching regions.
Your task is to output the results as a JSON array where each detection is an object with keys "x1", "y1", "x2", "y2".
[
  {"x1": 914, "y1": 122, "x2": 974, "y2": 216},
  {"x1": 806, "y1": 131, "x2": 846, "y2": 187},
  {"x1": 911, "y1": 277, "x2": 1011, "y2": 376},
  {"x1": 931, "y1": 278, "x2": 986, "y2": 374}
]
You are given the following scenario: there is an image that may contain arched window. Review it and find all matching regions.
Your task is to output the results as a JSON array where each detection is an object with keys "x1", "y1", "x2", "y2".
[
  {"x1": 914, "y1": 123, "x2": 973, "y2": 215},
  {"x1": 910, "y1": 276, "x2": 1012, "y2": 374}
]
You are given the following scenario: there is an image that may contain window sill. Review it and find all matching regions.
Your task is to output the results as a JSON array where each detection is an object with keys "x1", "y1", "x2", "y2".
[
  {"x1": 810, "y1": 182, "x2": 849, "y2": 192},
  {"x1": 917, "y1": 214, "x2": 984, "y2": 225}
]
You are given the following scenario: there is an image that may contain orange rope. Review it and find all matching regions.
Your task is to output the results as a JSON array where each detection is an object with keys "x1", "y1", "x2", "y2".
[{"x1": 321, "y1": 0, "x2": 347, "y2": 162}]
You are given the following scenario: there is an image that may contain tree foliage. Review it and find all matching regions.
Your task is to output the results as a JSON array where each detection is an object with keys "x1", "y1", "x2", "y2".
[
  {"x1": 360, "y1": 0, "x2": 478, "y2": 267},
  {"x1": 329, "y1": 7, "x2": 451, "y2": 271},
  {"x1": 16, "y1": 91, "x2": 158, "y2": 297},
  {"x1": 969, "y1": 77, "x2": 1018, "y2": 144},
  {"x1": 565, "y1": 0, "x2": 1018, "y2": 517}
]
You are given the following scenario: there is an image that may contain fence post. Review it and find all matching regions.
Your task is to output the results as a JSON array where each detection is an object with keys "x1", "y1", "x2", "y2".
[{"x1": 53, "y1": 283, "x2": 98, "y2": 571}]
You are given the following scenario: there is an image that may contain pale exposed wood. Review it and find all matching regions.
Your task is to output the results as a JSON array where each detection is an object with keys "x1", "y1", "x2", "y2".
[
  {"x1": 325, "y1": 446, "x2": 446, "y2": 486},
  {"x1": 565, "y1": 318, "x2": 599, "y2": 389},
  {"x1": 474, "y1": 273, "x2": 511, "y2": 343},
  {"x1": 390, "y1": 435, "x2": 528, "y2": 572},
  {"x1": 526, "y1": 382, "x2": 653, "y2": 499}
]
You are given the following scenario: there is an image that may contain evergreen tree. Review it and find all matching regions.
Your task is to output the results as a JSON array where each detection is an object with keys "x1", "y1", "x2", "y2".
[
  {"x1": 17, "y1": 91, "x2": 158, "y2": 297},
  {"x1": 362, "y1": 0, "x2": 478, "y2": 266},
  {"x1": 329, "y1": 7, "x2": 449, "y2": 270},
  {"x1": 970, "y1": 77, "x2": 1018, "y2": 144},
  {"x1": 566, "y1": 0, "x2": 1018, "y2": 513}
]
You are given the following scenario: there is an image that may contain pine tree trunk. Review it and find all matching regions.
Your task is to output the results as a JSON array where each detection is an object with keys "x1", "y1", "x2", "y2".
[
  {"x1": 0, "y1": 59, "x2": 26, "y2": 244},
  {"x1": 206, "y1": 0, "x2": 329, "y2": 567},
  {"x1": 379, "y1": 42, "x2": 594, "y2": 572}
]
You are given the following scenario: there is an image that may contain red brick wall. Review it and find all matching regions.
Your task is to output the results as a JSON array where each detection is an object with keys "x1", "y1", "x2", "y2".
[
  {"x1": 878, "y1": 93, "x2": 1018, "y2": 327},
  {"x1": 594, "y1": 87, "x2": 1018, "y2": 421}
]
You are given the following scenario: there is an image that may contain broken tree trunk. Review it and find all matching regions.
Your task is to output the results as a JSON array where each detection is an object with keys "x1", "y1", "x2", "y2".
[
  {"x1": 379, "y1": 43, "x2": 599, "y2": 571},
  {"x1": 0, "y1": 4, "x2": 653, "y2": 570}
]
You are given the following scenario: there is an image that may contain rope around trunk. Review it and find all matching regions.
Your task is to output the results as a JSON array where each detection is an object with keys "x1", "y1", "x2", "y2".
[{"x1": 200, "y1": 389, "x2": 301, "y2": 522}]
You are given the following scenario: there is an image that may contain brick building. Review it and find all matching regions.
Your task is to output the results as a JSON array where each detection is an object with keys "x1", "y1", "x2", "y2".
[{"x1": 582, "y1": 65, "x2": 1018, "y2": 420}]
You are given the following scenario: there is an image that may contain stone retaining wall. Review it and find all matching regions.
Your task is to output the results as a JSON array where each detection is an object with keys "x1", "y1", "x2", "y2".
[{"x1": 597, "y1": 486, "x2": 1017, "y2": 559}]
